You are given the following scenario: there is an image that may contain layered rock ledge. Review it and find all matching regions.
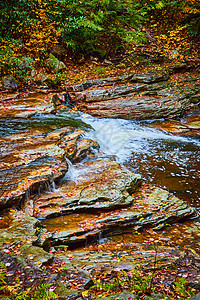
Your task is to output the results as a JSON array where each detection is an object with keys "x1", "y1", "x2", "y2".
[
  {"x1": 41, "y1": 176, "x2": 195, "y2": 248},
  {"x1": 0, "y1": 92, "x2": 55, "y2": 118},
  {"x1": 67, "y1": 72, "x2": 200, "y2": 120},
  {"x1": 29, "y1": 159, "x2": 142, "y2": 219},
  {"x1": 0, "y1": 108, "x2": 98, "y2": 209}
]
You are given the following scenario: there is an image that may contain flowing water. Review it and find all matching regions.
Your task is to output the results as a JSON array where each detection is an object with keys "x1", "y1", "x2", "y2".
[
  {"x1": 81, "y1": 113, "x2": 200, "y2": 209},
  {"x1": 1, "y1": 97, "x2": 199, "y2": 252},
  {"x1": 42, "y1": 110, "x2": 199, "y2": 252},
  {"x1": 75, "y1": 112, "x2": 200, "y2": 251}
]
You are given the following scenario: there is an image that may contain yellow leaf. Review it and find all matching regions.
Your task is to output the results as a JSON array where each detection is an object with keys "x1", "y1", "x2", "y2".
[
  {"x1": 82, "y1": 290, "x2": 89, "y2": 297},
  {"x1": 189, "y1": 248, "x2": 197, "y2": 255}
]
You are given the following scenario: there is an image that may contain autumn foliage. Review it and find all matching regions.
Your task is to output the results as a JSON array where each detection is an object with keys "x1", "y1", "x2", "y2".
[{"x1": 0, "y1": 0, "x2": 199, "y2": 80}]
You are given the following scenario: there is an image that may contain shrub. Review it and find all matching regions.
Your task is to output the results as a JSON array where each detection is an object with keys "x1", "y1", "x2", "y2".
[{"x1": 0, "y1": 262, "x2": 57, "y2": 300}]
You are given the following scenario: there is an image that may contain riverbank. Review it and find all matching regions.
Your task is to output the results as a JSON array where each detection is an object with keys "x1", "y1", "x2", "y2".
[{"x1": 0, "y1": 66, "x2": 199, "y2": 299}]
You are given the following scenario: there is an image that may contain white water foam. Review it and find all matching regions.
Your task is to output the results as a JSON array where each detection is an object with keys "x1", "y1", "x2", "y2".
[
  {"x1": 64, "y1": 158, "x2": 77, "y2": 181},
  {"x1": 64, "y1": 158, "x2": 94, "y2": 182},
  {"x1": 80, "y1": 113, "x2": 200, "y2": 163}
]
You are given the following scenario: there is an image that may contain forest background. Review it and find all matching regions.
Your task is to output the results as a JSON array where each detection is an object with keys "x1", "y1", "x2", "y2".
[{"x1": 0, "y1": 0, "x2": 200, "y2": 87}]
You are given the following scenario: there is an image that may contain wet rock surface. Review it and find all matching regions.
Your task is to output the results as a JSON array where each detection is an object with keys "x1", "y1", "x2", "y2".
[
  {"x1": 2, "y1": 76, "x2": 18, "y2": 90},
  {"x1": 0, "y1": 104, "x2": 98, "y2": 209},
  {"x1": 151, "y1": 109, "x2": 200, "y2": 137},
  {"x1": 0, "y1": 92, "x2": 55, "y2": 118},
  {"x1": 32, "y1": 159, "x2": 142, "y2": 219},
  {"x1": 42, "y1": 185, "x2": 195, "y2": 248},
  {"x1": 0, "y1": 209, "x2": 199, "y2": 299},
  {"x1": 0, "y1": 210, "x2": 94, "y2": 298},
  {"x1": 69, "y1": 72, "x2": 200, "y2": 120},
  {"x1": 0, "y1": 156, "x2": 67, "y2": 209},
  {"x1": 56, "y1": 246, "x2": 184, "y2": 272},
  {"x1": 0, "y1": 210, "x2": 52, "y2": 269}
]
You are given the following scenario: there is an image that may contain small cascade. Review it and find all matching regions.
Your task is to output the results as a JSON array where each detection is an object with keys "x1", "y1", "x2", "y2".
[
  {"x1": 51, "y1": 181, "x2": 57, "y2": 192},
  {"x1": 44, "y1": 181, "x2": 52, "y2": 193},
  {"x1": 25, "y1": 187, "x2": 30, "y2": 202},
  {"x1": 81, "y1": 114, "x2": 200, "y2": 163},
  {"x1": 64, "y1": 158, "x2": 77, "y2": 182}
]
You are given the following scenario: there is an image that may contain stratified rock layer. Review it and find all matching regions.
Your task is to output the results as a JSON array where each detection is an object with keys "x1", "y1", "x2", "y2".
[
  {"x1": 0, "y1": 210, "x2": 52, "y2": 269},
  {"x1": 0, "y1": 104, "x2": 99, "y2": 209},
  {"x1": 32, "y1": 159, "x2": 142, "y2": 219},
  {"x1": 68, "y1": 72, "x2": 200, "y2": 120},
  {"x1": 0, "y1": 93, "x2": 55, "y2": 118},
  {"x1": 42, "y1": 183, "x2": 195, "y2": 248}
]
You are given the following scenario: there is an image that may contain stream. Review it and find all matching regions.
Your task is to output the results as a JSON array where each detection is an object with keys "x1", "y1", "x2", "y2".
[
  {"x1": 40, "y1": 108, "x2": 200, "y2": 253},
  {"x1": 81, "y1": 113, "x2": 200, "y2": 208},
  {"x1": 0, "y1": 86, "x2": 200, "y2": 297}
]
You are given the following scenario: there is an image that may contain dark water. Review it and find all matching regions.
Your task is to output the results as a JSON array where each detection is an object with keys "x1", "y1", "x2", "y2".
[{"x1": 81, "y1": 114, "x2": 200, "y2": 211}]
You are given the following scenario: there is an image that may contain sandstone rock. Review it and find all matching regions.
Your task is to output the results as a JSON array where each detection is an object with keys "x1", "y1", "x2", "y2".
[
  {"x1": 0, "y1": 113, "x2": 98, "y2": 209},
  {"x1": 33, "y1": 158, "x2": 142, "y2": 219},
  {"x1": 0, "y1": 93, "x2": 55, "y2": 118},
  {"x1": 56, "y1": 246, "x2": 184, "y2": 273},
  {"x1": 68, "y1": 73, "x2": 200, "y2": 120},
  {"x1": 35, "y1": 72, "x2": 47, "y2": 82},
  {"x1": 152, "y1": 110, "x2": 200, "y2": 136},
  {"x1": 131, "y1": 73, "x2": 169, "y2": 83},
  {"x1": 52, "y1": 93, "x2": 71, "y2": 106},
  {"x1": 187, "y1": 121, "x2": 200, "y2": 129},
  {"x1": 0, "y1": 210, "x2": 94, "y2": 296},
  {"x1": 79, "y1": 94, "x2": 191, "y2": 120},
  {"x1": 55, "y1": 60, "x2": 66, "y2": 73},
  {"x1": 0, "y1": 157, "x2": 67, "y2": 209},
  {"x1": 42, "y1": 185, "x2": 195, "y2": 248},
  {"x1": 189, "y1": 94, "x2": 200, "y2": 104},
  {"x1": 67, "y1": 72, "x2": 168, "y2": 92},
  {"x1": 54, "y1": 283, "x2": 80, "y2": 300},
  {"x1": 45, "y1": 53, "x2": 66, "y2": 73},
  {"x1": 30, "y1": 69, "x2": 38, "y2": 78}
]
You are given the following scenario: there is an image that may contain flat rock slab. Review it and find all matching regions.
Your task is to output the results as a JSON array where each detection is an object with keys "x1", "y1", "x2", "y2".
[
  {"x1": 80, "y1": 94, "x2": 191, "y2": 120},
  {"x1": 43, "y1": 185, "x2": 195, "y2": 247},
  {"x1": 0, "y1": 93, "x2": 55, "y2": 118},
  {"x1": 0, "y1": 157, "x2": 67, "y2": 209},
  {"x1": 33, "y1": 159, "x2": 142, "y2": 219},
  {"x1": 69, "y1": 73, "x2": 200, "y2": 120},
  {"x1": 55, "y1": 244, "x2": 199, "y2": 297},
  {"x1": 68, "y1": 72, "x2": 169, "y2": 92},
  {"x1": 0, "y1": 210, "x2": 93, "y2": 295},
  {"x1": 56, "y1": 246, "x2": 183, "y2": 272}
]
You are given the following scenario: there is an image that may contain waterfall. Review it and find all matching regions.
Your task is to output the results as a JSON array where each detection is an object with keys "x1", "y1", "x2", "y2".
[
  {"x1": 51, "y1": 181, "x2": 57, "y2": 192},
  {"x1": 64, "y1": 158, "x2": 76, "y2": 181}
]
